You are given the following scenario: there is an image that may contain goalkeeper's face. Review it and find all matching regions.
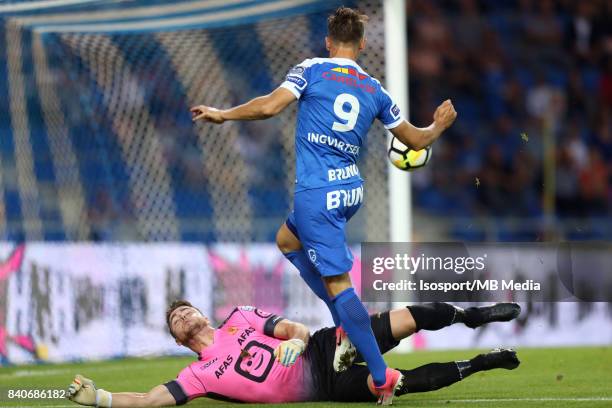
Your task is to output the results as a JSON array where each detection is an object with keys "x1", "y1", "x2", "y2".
[{"x1": 168, "y1": 306, "x2": 210, "y2": 344}]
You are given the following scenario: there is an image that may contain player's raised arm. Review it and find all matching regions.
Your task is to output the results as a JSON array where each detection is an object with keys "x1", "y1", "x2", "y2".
[
  {"x1": 390, "y1": 99, "x2": 457, "y2": 150},
  {"x1": 67, "y1": 375, "x2": 177, "y2": 407},
  {"x1": 190, "y1": 86, "x2": 296, "y2": 124}
]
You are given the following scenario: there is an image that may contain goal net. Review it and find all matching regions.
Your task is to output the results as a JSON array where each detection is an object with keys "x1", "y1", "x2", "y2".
[{"x1": 0, "y1": 0, "x2": 390, "y2": 244}]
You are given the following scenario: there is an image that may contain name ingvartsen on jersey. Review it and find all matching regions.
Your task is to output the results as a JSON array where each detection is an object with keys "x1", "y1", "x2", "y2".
[{"x1": 307, "y1": 132, "x2": 360, "y2": 155}]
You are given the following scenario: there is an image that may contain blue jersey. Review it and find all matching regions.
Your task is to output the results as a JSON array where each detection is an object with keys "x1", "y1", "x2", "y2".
[{"x1": 280, "y1": 57, "x2": 404, "y2": 192}]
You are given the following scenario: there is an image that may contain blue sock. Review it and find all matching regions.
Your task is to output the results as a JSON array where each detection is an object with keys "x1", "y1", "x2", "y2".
[
  {"x1": 284, "y1": 250, "x2": 340, "y2": 326},
  {"x1": 333, "y1": 287, "x2": 387, "y2": 386}
]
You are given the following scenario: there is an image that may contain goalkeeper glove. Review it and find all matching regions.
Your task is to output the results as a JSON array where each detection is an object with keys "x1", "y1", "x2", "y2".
[
  {"x1": 67, "y1": 375, "x2": 112, "y2": 407},
  {"x1": 273, "y1": 338, "x2": 306, "y2": 367}
]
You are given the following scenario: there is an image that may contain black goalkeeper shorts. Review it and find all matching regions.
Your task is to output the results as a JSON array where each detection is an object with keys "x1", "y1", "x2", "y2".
[{"x1": 304, "y1": 311, "x2": 400, "y2": 402}]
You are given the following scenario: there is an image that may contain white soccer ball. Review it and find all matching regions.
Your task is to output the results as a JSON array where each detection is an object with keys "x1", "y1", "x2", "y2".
[{"x1": 387, "y1": 136, "x2": 432, "y2": 171}]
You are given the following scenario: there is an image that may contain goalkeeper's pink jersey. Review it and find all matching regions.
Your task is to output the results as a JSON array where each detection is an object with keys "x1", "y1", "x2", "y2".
[{"x1": 169, "y1": 306, "x2": 312, "y2": 404}]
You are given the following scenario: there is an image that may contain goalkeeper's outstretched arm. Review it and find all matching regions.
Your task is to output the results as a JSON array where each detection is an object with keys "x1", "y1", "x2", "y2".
[
  {"x1": 67, "y1": 375, "x2": 177, "y2": 407},
  {"x1": 190, "y1": 87, "x2": 296, "y2": 124},
  {"x1": 390, "y1": 99, "x2": 457, "y2": 150},
  {"x1": 271, "y1": 319, "x2": 310, "y2": 367}
]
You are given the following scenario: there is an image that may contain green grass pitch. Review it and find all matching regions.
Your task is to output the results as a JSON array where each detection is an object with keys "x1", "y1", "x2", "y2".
[{"x1": 1, "y1": 347, "x2": 610, "y2": 407}]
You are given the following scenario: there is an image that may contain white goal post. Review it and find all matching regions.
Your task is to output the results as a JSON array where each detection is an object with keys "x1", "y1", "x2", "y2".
[
  {"x1": 384, "y1": 0, "x2": 410, "y2": 243},
  {"x1": 384, "y1": 0, "x2": 412, "y2": 352}
]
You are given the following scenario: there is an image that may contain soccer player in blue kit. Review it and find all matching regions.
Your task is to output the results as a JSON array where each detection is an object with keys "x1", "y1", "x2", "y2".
[{"x1": 191, "y1": 7, "x2": 457, "y2": 404}]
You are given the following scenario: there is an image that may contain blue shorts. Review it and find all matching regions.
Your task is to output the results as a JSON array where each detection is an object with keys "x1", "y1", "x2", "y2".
[{"x1": 286, "y1": 180, "x2": 363, "y2": 277}]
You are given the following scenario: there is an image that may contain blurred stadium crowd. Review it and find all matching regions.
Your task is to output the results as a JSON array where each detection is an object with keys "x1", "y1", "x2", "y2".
[{"x1": 408, "y1": 0, "x2": 612, "y2": 240}]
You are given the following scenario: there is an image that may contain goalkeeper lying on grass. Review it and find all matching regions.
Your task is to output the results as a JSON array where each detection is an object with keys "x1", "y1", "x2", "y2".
[{"x1": 67, "y1": 301, "x2": 521, "y2": 407}]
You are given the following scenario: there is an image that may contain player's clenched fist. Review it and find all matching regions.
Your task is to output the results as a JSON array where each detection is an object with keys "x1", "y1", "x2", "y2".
[
  {"x1": 67, "y1": 375, "x2": 112, "y2": 407},
  {"x1": 190, "y1": 105, "x2": 225, "y2": 124},
  {"x1": 433, "y1": 99, "x2": 457, "y2": 131},
  {"x1": 273, "y1": 338, "x2": 306, "y2": 367}
]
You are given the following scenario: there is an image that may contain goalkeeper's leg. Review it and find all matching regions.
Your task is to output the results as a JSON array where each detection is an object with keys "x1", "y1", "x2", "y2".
[
  {"x1": 395, "y1": 348, "x2": 520, "y2": 396},
  {"x1": 389, "y1": 302, "x2": 521, "y2": 340},
  {"x1": 354, "y1": 302, "x2": 521, "y2": 361},
  {"x1": 327, "y1": 349, "x2": 520, "y2": 402}
]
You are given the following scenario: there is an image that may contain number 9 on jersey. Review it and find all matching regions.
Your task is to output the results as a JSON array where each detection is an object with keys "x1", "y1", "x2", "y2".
[{"x1": 388, "y1": 136, "x2": 432, "y2": 171}]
